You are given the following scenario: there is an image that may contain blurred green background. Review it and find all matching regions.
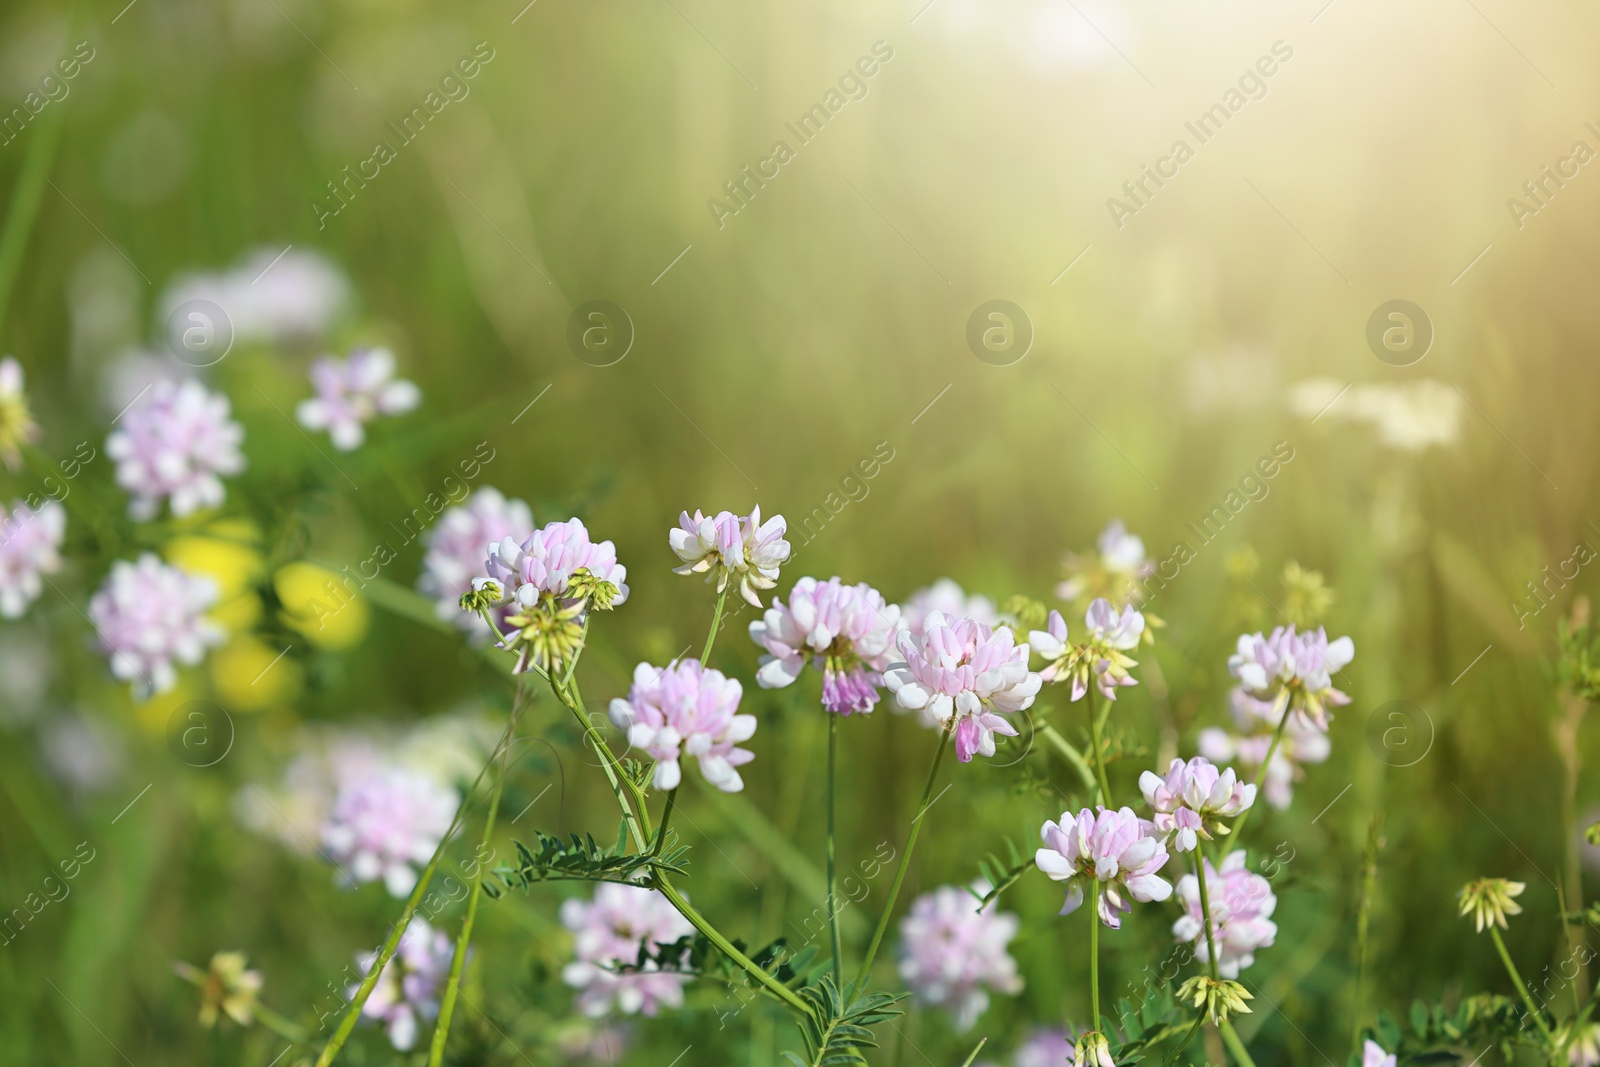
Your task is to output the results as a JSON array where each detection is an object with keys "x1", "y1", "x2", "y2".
[{"x1": 2, "y1": 0, "x2": 1599, "y2": 1063}]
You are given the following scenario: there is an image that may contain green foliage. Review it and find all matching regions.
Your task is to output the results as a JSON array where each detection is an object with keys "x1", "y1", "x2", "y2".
[
  {"x1": 494, "y1": 823, "x2": 688, "y2": 890},
  {"x1": 1384, "y1": 994, "x2": 1543, "y2": 1063},
  {"x1": 782, "y1": 976, "x2": 905, "y2": 1067},
  {"x1": 967, "y1": 836, "x2": 1034, "y2": 911},
  {"x1": 1557, "y1": 609, "x2": 1600, "y2": 702}
]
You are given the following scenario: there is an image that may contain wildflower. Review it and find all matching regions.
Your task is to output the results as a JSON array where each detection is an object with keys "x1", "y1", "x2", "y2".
[
  {"x1": 419, "y1": 487, "x2": 536, "y2": 638},
  {"x1": 895, "y1": 882, "x2": 1023, "y2": 1032},
  {"x1": 749, "y1": 576, "x2": 901, "y2": 715},
  {"x1": 162, "y1": 247, "x2": 351, "y2": 345},
  {"x1": 884, "y1": 611, "x2": 1042, "y2": 760},
  {"x1": 669, "y1": 506, "x2": 791, "y2": 607},
  {"x1": 1361, "y1": 1039, "x2": 1398, "y2": 1067},
  {"x1": 1013, "y1": 1028, "x2": 1077, "y2": 1067},
  {"x1": 88, "y1": 554, "x2": 226, "y2": 698},
  {"x1": 1290, "y1": 378, "x2": 1462, "y2": 453},
  {"x1": 176, "y1": 951, "x2": 263, "y2": 1027},
  {"x1": 1030, "y1": 598, "x2": 1144, "y2": 701},
  {"x1": 295, "y1": 347, "x2": 421, "y2": 451},
  {"x1": 0, "y1": 499, "x2": 65, "y2": 618},
  {"x1": 899, "y1": 578, "x2": 1001, "y2": 640},
  {"x1": 1198, "y1": 689, "x2": 1330, "y2": 809},
  {"x1": 560, "y1": 884, "x2": 695, "y2": 1018},
  {"x1": 1058, "y1": 519, "x2": 1156, "y2": 601},
  {"x1": 1172, "y1": 852, "x2": 1277, "y2": 977},
  {"x1": 608, "y1": 659, "x2": 756, "y2": 792},
  {"x1": 1074, "y1": 1030, "x2": 1116, "y2": 1067},
  {"x1": 350, "y1": 917, "x2": 454, "y2": 1051},
  {"x1": 1177, "y1": 975, "x2": 1253, "y2": 1024},
  {"x1": 1457, "y1": 877, "x2": 1525, "y2": 933},
  {"x1": 483, "y1": 519, "x2": 629, "y2": 673},
  {"x1": 1564, "y1": 1022, "x2": 1600, "y2": 1066},
  {"x1": 1034, "y1": 806, "x2": 1173, "y2": 928},
  {"x1": 0, "y1": 357, "x2": 39, "y2": 470},
  {"x1": 106, "y1": 379, "x2": 245, "y2": 519},
  {"x1": 1228, "y1": 624, "x2": 1355, "y2": 731},
  {"x1": 320, "y1": 766, "x2": 459, "y2": 896},
  {"x1": 1139, "y1": 756, "x2": 1256, "y2": 852}
]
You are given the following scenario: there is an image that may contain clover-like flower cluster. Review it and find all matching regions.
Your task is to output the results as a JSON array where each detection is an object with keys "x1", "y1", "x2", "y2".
[
  {"x1": 1139, "y1": 756, "x2": 1256, "y2": 853},
  {"x1": 896, "y1": 882, "x2": 1023, "y2": 1033},
  {"x1": 608, "y1": 659, "x2": 757, "y2": 792},
  {"x1": 419, "y1": 487, "x2": 536, "y2": 637},
  {"x1": 480, "y1": 518, "x2": 629, "y2": 672},
  {"x1": 1172, "y1": 852, "x2": 1278, "y2": 977},
  {"x1": 107, "y1": 379, "x2": 245, "y2": 519},
  {"x1": 0, "y1": 499, "x2": 65, "y2": 619},
  {"x1": 350, "y1": 917, "x2": 455, "y2": 1051},
  {"x1": 750, "y1": 575, "x2": 901, "y2": 714},
  {"x1": 1198, "y1": 688, "x2": 1331, "y2": 810},
  {"x1": 885, "y1": 611, "x2": 1041, "y2": 760},
  {"x1": 296, "y1": 347, "x2": 421, "y2": 451},
  {"x1": 1031, "y1": 598, "x2": 1145, "y2": 702},
  {"x1": 88, "y1": 553, "x2": 226, "y2": 698},
  {"x1": 1228, "y1": 624, "x2": 1355, "y2": 731},
  {"x1": 670, "y1": 506, "x2": 791, "y2": 607},
  {"x1": 320, "y1": 766, "x2": 459, "y2": 897},
  {"x1": 561, "y1": 884, "x2": 695, "y2": 1018},
  {"x1": 1035, "y1": 806, "x2": 1173, "y2": 929}
]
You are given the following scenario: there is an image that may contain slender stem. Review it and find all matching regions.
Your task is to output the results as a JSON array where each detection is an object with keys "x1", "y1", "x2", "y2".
[
  {"x1": 1089, "y1": 879, "x2": 1102, "y2": 1030},
  {"x1": 853, "y1": 732, "x2": 951, "y2": 993},
  {"x1": 1086, "y1": 690, "x2": 1112, "y2": 806},
  {"x1": 653, "y1": 788, "x2": 679, "y2": 856},
  {"x1": 253, "y1": 1002, "x2": 310, "y2": 1046},
  {"x1": 652, "y1": 878, "x2": 811, "y2": 1015},
  {"x1": 703, "y1": 585, "x2": 730, "y2": 662},
  {"x1": 1490, "y1": 926, "x2": 1556, "y2": 1045},
  {"x1": 1193, "y1": 851, "x2": 1221, "y2": 982},
  {"x1": 957, "y1": 1037, "x2": 989, "y2": 1067},
  {"x1": 1162, "y1": 1011, "x2": 1208, "y2": 1067},
  {"x1": 427, "y1": 684, "x2": 526, "y2": 1067},
  {"x1": 1040, "y1": 724, "x2": 1098, "y2": 796},
  {"x1": 826, "y1": 711, "x2": 844, "y2": 989},
  {"x1": 1219, "y1": 1018, "x2": 1260, "y2": 1067},
  {"x1": 1228, "y1": 694, "x2": 1291, "y2": 845}
]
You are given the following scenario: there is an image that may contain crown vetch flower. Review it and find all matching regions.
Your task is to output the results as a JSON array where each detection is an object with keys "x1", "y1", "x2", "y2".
[
  {"x1": 1361, "y1": 1039, "x2": 1398, "y2": 1067},
  {"x1": 1228, "y1": 624, "x2": 1355, "y2": 731},
  {"x1": 419, "y1": 487, "x2": 536, "y2": 638},
  {"x1": 561, "y1": 883, "x2": 695, "y2": 1018},
  {"x1": 1074, "y1": 1031, "x2": 1116, "y2": 1067},
  {"x1": 106, "y1": 379, "x2": 245, "y2": 520},
  {"x1": 1457, "y1": 877, "x2": 1525, "y2": 933},
  {"x1": 749, "y1": 576, "x2": 901, "y2": 715},
  {"x1": 0, "y1": 499, "x2": 65, "y2": 618},
  {"x1": 320, "y1": 766, "x2": 459, "y2": 896},
  {"x1": 1177, "y1": 975, "x2": 1253, "y2": 1024},
  {"x1": 88, "y1": 553, "x2": 225, "y2": 698},
  {"x1": 180, "y1": 951, "x2": 263, "y2": 1028},
  {"x1": 895, "y1": 882, "x2": 1023, "y2": 1033},
  {"x1": 1198, "y1": 688, "x2": 1330, "y2": 809},
  {"x1": 1139, "y1": 756, "x2": 1256, "y2": 852},
  {"x1": 608, "y1": 659, "x2": 756, "y2": 792},
  {"x1": 1172, "y1": 852, "x2": 1277, "y2": 977},
  {"x1": 295, "y1": 347, "x2": 420, "y2": 451},
  {"x1": 0, "y1": 357, "x2": 40, "y2": 471},
  {"x1": 350, "y1": 917, "x2": 454, "y2": 1051},
  {"x1": 899, "y1": 578, "x2": 1001, "y2": 640},
  {"x1": 1030, "y1": 598, "x2": 1144, "y2": 701},
  {"x1": 1564, "y1": 1023, "x2": 1600, "y2": 1067},
  {"x1": 670, "y1": 506, "x2": 791, "y2": 608},
  {"x1": 884, "y1": 611, "x2": 1041, "y2": 760},
  {"x1": 1058, "y1": 519, "x2": 1156, "y2": 602},
  {"x1": 1035, "y1": 806, "x2": 1172, "y2": 929},
  {"x1": 482, "y1": 518, "x2": 629, "y2": 673}
]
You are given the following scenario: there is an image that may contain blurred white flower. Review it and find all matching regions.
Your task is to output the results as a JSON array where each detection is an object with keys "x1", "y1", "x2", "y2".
[
  {"x1": 1289, "y1": 378, "x2": 1462, "y2": 453},
  {"x1": 321, "y1": 765, "x2": 458, "y2": 896},
  {"x1": 0, "y1": 498, "x2": 65, "y2": 618},
  {"x1": 419, "y1": 487, "x2": 536, "y2": 638},
  {"x1": 88, "y1": 554, "x2": 225, "y2": 698},
  {"x1": 106, "y1": 379, "x2": 245, "y2": 519},
  {"x1": 296, "y1": 348, "x2": 421, "y2": 451},
  {"x1": 160, "y1": 247, "x2": 350, "y2": 347}
]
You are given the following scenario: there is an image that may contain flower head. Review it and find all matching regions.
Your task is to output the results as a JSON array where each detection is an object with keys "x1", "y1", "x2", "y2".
[
  {"x1": 1228, "y1": 625, "x2": 1354, "y2": 731},
  {"x1": 749, "y1": 576, "x2": 901, "y2": 715},
  {"x1": 483, "y1": 518, "x2": 629, "y2": 673},
  {"x1": 670, "y1": 506, "x2": 791, "y2": 607},
  {"x1": 295, "y1": 347, "x2": 420, "y2": 451},
  {"x1": 898, "y1": 579, "x2": 1001, "y2": 640},
  {"x1": 0, "y1": 357, "x2": 40, "y2": 470},
  {"x1": 1177, "y1": 975, "x2": 1253, "y2": 1024},
  {"x1": 320, "y1": 766, "x2": 459, "y2": 896},
  {"x1": 1057, "y1": 519, "x2": 1157, "y2": 610},
  {"x1": 1457, "y1": 877, "x2": 1525, "y2": 933},
  {"x1": 1035, "y1": 806, "x2": 1172, "y2": 928},
  {"x1": 419, "y1": 487, "x2": 536, "y2": 638},
  {"x1": 106, "y1": 379, "x2": 245, "y2": 519},
  {"x1": 88, "y1": 553, "x2": 225, "y2": 698},
  {"x1": 885, "y1": 611, "x2": 1041, "y2": 760},
  {"x1": 350, "y1": 917, "x2": 454, "y2": 1051},
  {"x1": 1139, "y1": 756, "x2": 1256, "y2": 852},
  {"x1": 1361, "y1": 1039, "x2": 1398, "y2": 1067},
  {"x1": 1031, "y1": 598, "x2": 1144, "y2": 702},
  {"x1": 561, "y1": 883, "x2": 695, "y2": 1018},
  {"x1": 1074, "y1": 1031, "x2": 1116, "y2": 1067},
  {"x1": 1564, "y1": 1022, "x2": 1600, "y2": 1066},
  {"x1": 896, "y1": 882, "x2": 1023, "y2": 1032},
  {"x1": 1198, "y1": 689, "x2": 1330, "y2": 809},
  {"x1": 0, "y1": 499, "x2": 65, "y2": 618},
  {"x1": 608, "y1": 659, "x2": 756, "y2": 792},
  {"x1": 1172, "y1": 852, "x2": 1277, "y2": 977},
  {"x1": 180, "y1": 951, "x2": 263, "y2": 1027},
  {"x1": 162, "y1": 247, "x2": 350, "y2": 345}
]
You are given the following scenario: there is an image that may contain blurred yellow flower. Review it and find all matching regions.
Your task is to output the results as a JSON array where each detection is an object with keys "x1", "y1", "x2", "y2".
[
  {"x1": 166, "y1": 522, "x2": 265, "y2": 632},
  {"x1": 275, "y1": 562, "x2": 368, "y2": 650},
  {"x1": 212, "y1": 635, "x2": 301, "y2": 710}
]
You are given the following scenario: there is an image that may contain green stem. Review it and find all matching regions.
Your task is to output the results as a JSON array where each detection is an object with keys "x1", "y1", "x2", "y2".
[
  {"x1": 1162, "y1": 1011, "x2": 1208, "y2": 1067},
  {"x1": 426, "y1": 683, "x2": 526, "y2": 1067},
  {"x1": 957, "y1": 1037, "x2": 989, "y2": 1067},
  {"x1": 1086, "y1": 691, "x2": 1112, "y2": 806},
  {"x1": 1089, "y1": 879, "x2": 1102, "y2": 1030},
  {"x1": 253, "y1": 1003, "x2": 310, "y2": 1046},
  {"x1": 1040, "y1": 724, "x2": 1098, "y2": 796},
  {"x1": 0, "y1": 93, "x2": 66, "y2": 342},
  {"x1": 1219, "y1": 1018, "x2": 1260, "y2": 1067},
  {"x1": 853, "y1": 731, "x2": 951, "y2": 993},
  {"x1": 826, "y1": 711, "x2": 844, "y2": 989},
  {"x1": 653, "y1": 878, "x2": 811, "y2": 1016},
  {"x1": 703, "y1": 585, "x2": 730, "y2": 662},
  {"x1": 1228, "y1": 694, "x2": 1291, "y2": 845},
  {"x1": 652, "y1": 788, "x2": 678, "y2": 856},
  {"x1": 1490, "y1": 925, "x2": 1556, "y2": 1045},
  {"x1": 1194, "y1": 851, "x2": 1221, "y2": 982}
]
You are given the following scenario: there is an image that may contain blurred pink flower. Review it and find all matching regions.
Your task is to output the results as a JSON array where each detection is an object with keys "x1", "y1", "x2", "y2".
[
  {"x1": 1361, "y1": 1040, "x2": 1397, "y2": 1067},
  {"x1": 1172, "y1": 852, "x2": 1277, "y2": 978},
  {"x1": 295, "y1": 347, "x2": 420, "y2": 451},
  {"x1": 896, "y1": 882, "x2": 1023, "y2": 1032},
  {"x1": 1139, "y1": 756, "x2": 1255, "y2": 853},
  {"x1": 320, "y1": 766, "x2": 459, "y2": 896},
  {"x1": 898, "y1": 578, "x2": 1000, "y2": 640},
  {"x1": 106, "y1": 379, "x2": 245, "y2": 519},
  {"x1": 484, "y1": 518, "x2": 629, "y2": 608},
  {"x1": 749, "y1": 576, "x2": 900, "y2": 715},
  {"x1": 560, "y1": 884, "x2": 694, "y2": 1018},
  {"x1": 1030, "y1": 599, "x2": 1143, "y2": 702},
  {"x1": 1035, "y1": 806, "x2": 1173, "y2": 929},
  {"x1": 419, "y1": 487, "x2": 536, "y2": 637},
  {"x1": 88, "y1": 553, "x2": 224, "y2": 698},
  {"x1": 608, "y1": 659, "x2": 755, "y2": 792},
  {"x1": 1198, "y1": 689, "x2": 1330, "y2": 810},
  {"x1": 670, "y1": 506, "x2": 790, "y2": 608},
  {"x1": 1228, "y1": 625, "x2": 1354, "y2": 731},
  {"x1": 0, "y1": 499, "x2": 65, "y2": 618},
  {"x1": 351, "y1": 916, "x2": 454, "y2": 1051},
  {"x1": 1014, "y1": 1027, "x2": 1078, "y2": 1067},
  {"x1": 885, "y1": 612, "x2": 1041, "y2": 760}
]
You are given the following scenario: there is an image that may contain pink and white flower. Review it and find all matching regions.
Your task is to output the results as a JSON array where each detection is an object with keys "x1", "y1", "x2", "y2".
[
  {"x1": 1030, "y1": 598, "x2": 1144, "y2": 701},
  {"x1": 561, "y1": 884, "x2": 694, "y2": 1018},
  {"x1": 884, "y1": 612, "x2": 1041, "y2": 760},
  {"x1": 483, "y1": 518, "x2": 629, "y2": 609},
  {"x1": 106, "y1": 379, "x2": 245, "y2": 519},
  {"x1": 1034, "y1": 806, "x2": 1173, "y2": 929},
  {"x1": 670, "y1": 506, "x2": 791, "y2": 607},
  {"x1": 608, "y1": 659, "x2": 756, "y2": 792},
  {"x1": 1139, "y1": 756, "x2": 1256, "y2": 852},
  {"x1": 1228, "y1": 625, "x2": 1354, "y2": 731},
  {"x1": 898, "y1": 579, "x2": 1000, "y2": 640},
  {"x1": 0, "y1": 499, "x2": 65, "y2": 618},
  {"x1": 749, "y1": 576, "x2": 901, "y2": 715},
  {"x1": 1199, "y1": 689, "x2": 1331, "y2": 809},
  {"x1": 320, "y1": 766, "x2": 459, "y2": 896},
  {"x1": 350, "y1": 917, "x2": 454, "y2": 1051},
  {"x1": 1361, "y1": 1040, "x2": 1397, "y2": 1067},
  {"x1": 418, "y1": 487, "x2": 536, "y2": 637},
  {"x1": 896, "y1": 882, "x2": 1023, "y2": 1032},
  {"x1": 88, "y1": 553, "x2": 225, "y2": 698},
  {"x1": 1172, "y1": 852, "x2": 1277, "y2": 978},
  {"x1": 1057, "y1": 519, "x2": 1156, "y2": 605},
  {"x1": 1014, "y1": 1028, "x2": 1077, "y2": 1067},
  {"x1": 295, "y1": 347, "x2": 420, "y2": 451}
]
